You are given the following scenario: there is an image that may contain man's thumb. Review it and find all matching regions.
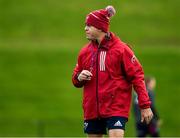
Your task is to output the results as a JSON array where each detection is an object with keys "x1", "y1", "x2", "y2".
[{"x1": 141, "y1": 116, "x2": 144, "y2": 122}]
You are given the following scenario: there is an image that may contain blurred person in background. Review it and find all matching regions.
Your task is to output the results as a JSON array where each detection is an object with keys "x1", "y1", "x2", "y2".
[
  {"x1": 133, "y1": 76, "x2": 162, "y2": 137},
  {"x1": 72, "y1": 5, "x2": 153, "y2": 138}
]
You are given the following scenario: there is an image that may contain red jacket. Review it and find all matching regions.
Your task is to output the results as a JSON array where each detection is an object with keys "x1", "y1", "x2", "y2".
[{"x1": 72, "y1": 32, "x2": 151, "y2": 120}]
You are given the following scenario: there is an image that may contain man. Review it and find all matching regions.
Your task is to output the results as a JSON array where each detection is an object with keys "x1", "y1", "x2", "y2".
[
  {"x1": 133, "y1": 76, "x2": 162, "y2": 137},
  {"x1": 72, "y1": 5, "x2": 153, "y2": 138}
]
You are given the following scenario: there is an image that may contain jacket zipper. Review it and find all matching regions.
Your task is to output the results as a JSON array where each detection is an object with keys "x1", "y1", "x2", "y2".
[{"x1": 96, "y1": 46, "x2": 100, "y2": 118}]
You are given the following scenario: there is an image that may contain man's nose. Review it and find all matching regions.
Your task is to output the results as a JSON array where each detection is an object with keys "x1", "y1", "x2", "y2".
[{"x1": 85, "y1": 26, "x2": 89, "y2": 31}]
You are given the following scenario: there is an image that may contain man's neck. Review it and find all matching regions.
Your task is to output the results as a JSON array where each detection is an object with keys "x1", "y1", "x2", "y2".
[{"x1": 97, "y1": 32, "x2": 106, "y2": 45}]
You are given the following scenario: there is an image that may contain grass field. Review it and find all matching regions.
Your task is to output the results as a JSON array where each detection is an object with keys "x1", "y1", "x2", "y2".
[{"x1": 0, "y1": 0, "x2": 180, "y2": 137}]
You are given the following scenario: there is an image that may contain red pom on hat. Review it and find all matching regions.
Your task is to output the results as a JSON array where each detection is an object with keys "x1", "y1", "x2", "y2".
[{"x1": 86, "y1": 5, "x2": 116, "y2": 32}]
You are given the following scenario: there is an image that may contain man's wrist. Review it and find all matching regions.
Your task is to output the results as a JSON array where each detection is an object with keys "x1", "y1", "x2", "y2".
[{"x1": 139, "y1": 104, "x2": 150, "y2": 109}]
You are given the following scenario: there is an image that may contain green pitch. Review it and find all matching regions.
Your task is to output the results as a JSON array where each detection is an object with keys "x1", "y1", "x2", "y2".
[{"x1": 0, "y1": 0, "x2": 179, "y2": 136}]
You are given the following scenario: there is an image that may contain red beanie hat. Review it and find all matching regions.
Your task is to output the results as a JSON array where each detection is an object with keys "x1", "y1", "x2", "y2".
[{"x1": 85, "y1": 5, "x2": 116, "y2": 32}]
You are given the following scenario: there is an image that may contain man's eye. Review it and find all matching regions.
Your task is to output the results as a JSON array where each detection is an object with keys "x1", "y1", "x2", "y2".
[{"x1": 85, "y1": 23, "x2": 90, "y2": 27}]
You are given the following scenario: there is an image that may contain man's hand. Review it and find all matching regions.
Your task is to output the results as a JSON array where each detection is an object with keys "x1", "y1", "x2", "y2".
[
  {"x1": 78, "y1": 70, "x2": 93, "y2": 81},
  {"x1": 141, "y1": 108, "x2": 153, "y2": 124}
]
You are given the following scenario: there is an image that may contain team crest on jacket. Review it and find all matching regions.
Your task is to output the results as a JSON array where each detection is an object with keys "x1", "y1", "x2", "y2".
[
  {"x1": 100, "y1": 51, "x2": 106, "y2": 71},
  {"x1": 131, "y1": 55, "x2": 136, "y2": 64}
]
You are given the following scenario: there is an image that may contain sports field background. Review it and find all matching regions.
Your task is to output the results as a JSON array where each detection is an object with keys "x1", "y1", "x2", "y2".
[{"x1": 0, "y1": 0, "x2": 179, "y2": 137}]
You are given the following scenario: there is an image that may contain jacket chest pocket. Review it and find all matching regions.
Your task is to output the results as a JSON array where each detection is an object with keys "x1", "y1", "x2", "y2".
[{"x1": 105, "y1": 52, "x2": 121, "y2": 78}]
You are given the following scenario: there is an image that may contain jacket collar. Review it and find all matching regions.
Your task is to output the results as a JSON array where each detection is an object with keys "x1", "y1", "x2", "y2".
[{"x1": 92, "y1": 32, "x2": 118, "y2": 50}]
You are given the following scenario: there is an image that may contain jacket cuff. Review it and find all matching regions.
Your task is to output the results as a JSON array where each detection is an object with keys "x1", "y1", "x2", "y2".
[
  {"x1": 139, "y1": 102, "x2": 151, "y2": 109},
  {"x1": 73, "y1": 73, "x2": 86, "y2": 88}
]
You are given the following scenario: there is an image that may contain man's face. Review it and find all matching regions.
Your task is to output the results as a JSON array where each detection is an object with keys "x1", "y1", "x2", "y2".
[{"x1": 84, "y1": 25, "x2": 101, "y2": 41}]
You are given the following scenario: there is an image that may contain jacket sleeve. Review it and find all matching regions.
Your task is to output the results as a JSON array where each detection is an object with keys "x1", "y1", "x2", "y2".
[
  {"x1": 122, "y1": 46, "x2": 151, "y2": 109},
  {"x1": 72, "y1": 49, "x2": 86, "y2": 88}
]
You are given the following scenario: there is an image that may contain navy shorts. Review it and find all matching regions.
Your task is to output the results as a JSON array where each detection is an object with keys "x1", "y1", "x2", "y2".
[{"x1": 84, "y1": 116, "x2": 128, "y2": 134}]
